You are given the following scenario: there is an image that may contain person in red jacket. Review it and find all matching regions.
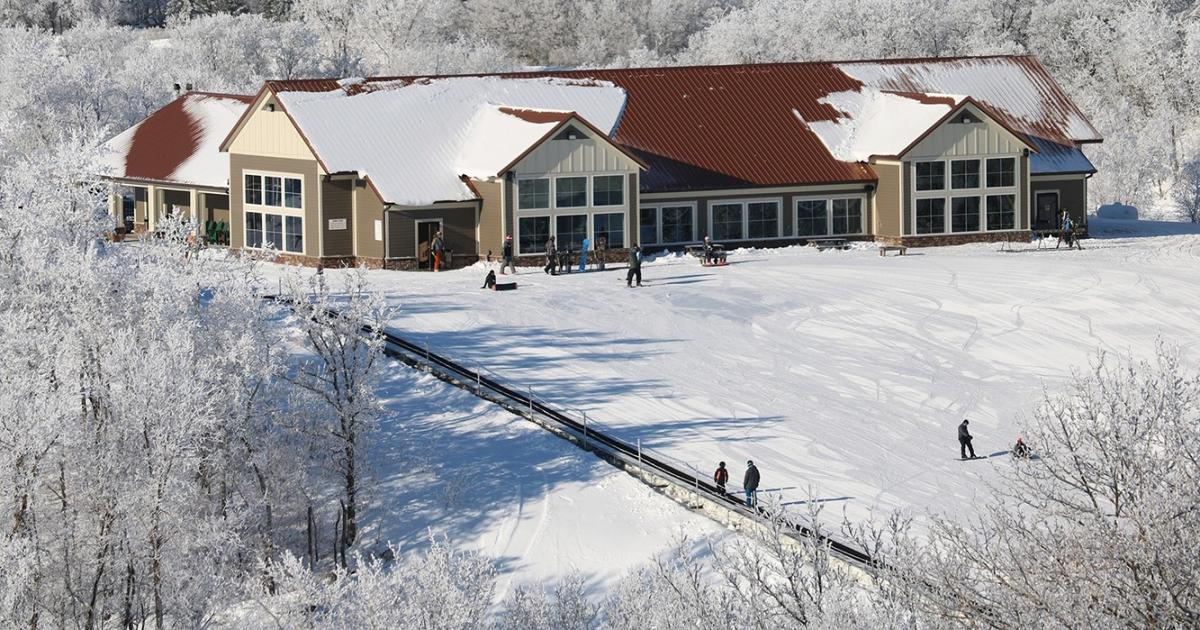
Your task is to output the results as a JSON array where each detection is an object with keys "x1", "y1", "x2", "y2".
[{"x1": 713, "y1": 461, "x2": 729, "y2": 494}]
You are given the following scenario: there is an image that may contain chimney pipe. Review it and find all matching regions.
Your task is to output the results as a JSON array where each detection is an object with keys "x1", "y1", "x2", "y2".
[
  {"x1": 185, "y1": 83, "x2": 193, "y2": 92},
  {"x1": 172, "y1": 83, "x2": 181, "y2": 95}
]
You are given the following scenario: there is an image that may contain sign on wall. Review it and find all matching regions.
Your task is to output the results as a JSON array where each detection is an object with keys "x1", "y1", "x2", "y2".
[
  {"x1": 328, "y1": 218, "x2": 347, "y2": 230},
  {"x1": 374, "y1": 220, "x2": 383, "y2": 241}
]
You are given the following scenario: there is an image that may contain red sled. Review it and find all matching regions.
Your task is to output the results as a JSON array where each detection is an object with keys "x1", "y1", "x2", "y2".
[{"x1": 701, "y1": 260, "x2": 729, "y2": 267}]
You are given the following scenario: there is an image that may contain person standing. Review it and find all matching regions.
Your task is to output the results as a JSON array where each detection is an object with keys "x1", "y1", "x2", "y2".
[
  {"x1": 703, "y1": 236, "x2": 715, "y2": 266},
  {"x1": 431, "y1": 230, "x2": 446, "y2": 271},
  {"x1": 958, "y1": 419, "x2": 977, "y2": 459},
  {"x1": 743, "y1": 460, "x2": 760, "y2": 507},
  {"x1": 501, "y1": 235, "x2": 515, "y2": 275},
  {"x1": 596, "y1": 233, "x2": 608, "y2": 271},
  {"x1": 544, "y1": 236, "x2": 557, "y2": 275},
  {"x1": 626, "y1": 245, "x2": 642, "y2": 287},
  {"x1": 560, "y1": 245, "x2": 572, "y2": 274},
  {"x1": 1056, "y1": 210, "x2": 1074, "y2": 250},
  {"x1": 713, "y1": 461, "x2": 729, "y2": 495}
]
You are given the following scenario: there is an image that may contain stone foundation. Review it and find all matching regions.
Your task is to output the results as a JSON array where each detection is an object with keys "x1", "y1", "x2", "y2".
[{"x1": 877, "y1": 231, "x2": 1033, "y2": 248}]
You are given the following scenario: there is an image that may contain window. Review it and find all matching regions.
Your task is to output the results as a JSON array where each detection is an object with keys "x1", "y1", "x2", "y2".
[
  {"x1": 593, "y1": 175, "x2": 624, "y2": 206},
  {"x1": 518, "y1": 216, "x2": 550, "y2": 254},
  {"x1": 284, "y1": 178, "x2": 302, "y2": 209},
  {"x1": 747, "y1": 201, "x2": 779, "y2": 239},
  {"x1": 593, "y1": 212, "x2": 625, "y2": 248},
  {"x1": 285, "y1": 216, "x2": 303, "y2": 253},
  {"x1": 916, "y1": 198, "x2": 946, "y2": 234},
  {"x1": 950, "y1": 160, "x2": 980, "y2": 189},
  {"x1": 915, "y1": 161, "x2": 945, "y2": 191},
  {"x1": 987, "y1": 158, "x2": 1015, "y2": 188},
  {"x1": 986, "y1": 195, "x2": 1016, "y2": 230},
  {"x1": 639, "y1": 208, "x2": 658, "y2": 245},
  {"x1": 796, "y1": 199, "x2": 828, "y2": 237},
  {"x1": 556, "y1": 214, "x2": 588, "y2": 251},
  {"x1": 951, "y1": 197, "x2": 981, "y2": 233},
  {"x1": 555, "y1": 176, "x2": 587, "y2": 208},
  {"x1": 711, "y1": 203, "x2": 743, "y2": 240},
  {"x1": 246, "y1": 212, "x2": 263, "y2": 248},
  {"x1": 661, "y1": 206, "x2": 694, "y2": 243},
  {"x1": 831, "y1": 198, "x2": 863, "y2": 235},
  {"x1": 553, "y1": 125, "x2": 585, "y2": 141},
  {"x1": 265, "y1": 214, "x2": 283, "y2": 249},
  {"x1": 518, "y1": 178, "x2": 550, "y2": 210},
  {"x1": 244, "y1": 174, "x2": 262, "y2": 205},
  {"x1": 265, "y1": 176, "x2": 282, "y2": 207}
]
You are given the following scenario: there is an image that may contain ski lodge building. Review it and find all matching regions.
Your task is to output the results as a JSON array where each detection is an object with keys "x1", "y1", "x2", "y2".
[{"x1": 98, "y1": 55, "x2": 1101, "y2": 269}]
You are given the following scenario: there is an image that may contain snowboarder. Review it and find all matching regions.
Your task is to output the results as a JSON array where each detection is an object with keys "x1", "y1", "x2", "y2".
[
  {"x1": 596, "y1": 233, "x2": 608, "y2": 271},
  {"x1": 1012, "y1": 436, "x2": 1031, "y2": 460},
  {"x1": 431, "y1": 230, "x2": 445, "y2": 271},
  {"x1": 481, "y1": 269, "x2": 496, "y2": 290},
  {"x1": 559, "y1": 245, "x2": 572, "y2": 274},
  {"x1": 713, "y1": 461, "x2": 729, "y2": 495},
  {"x1": 501, "y1": 235, "x2": 515, "y2": 275},
  {"x1": 958, "y1": 419, "x2": 977, "y2": 459},
  {"x1": 626, "y1": 245, "x2": 643, "y2": 287},
  {"x1": 743, "y1": 460, "x2": 760, "y2": 508},
  {"x1": 543, "y1": 237, "x2": 557, "y2": 275}
]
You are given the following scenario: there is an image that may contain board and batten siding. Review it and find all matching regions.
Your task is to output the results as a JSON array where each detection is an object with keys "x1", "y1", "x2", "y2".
[
  {"x1": 225, "y1": 95, "x2": 318, "y2": 161},
  {"x1": 321, "y1": 179, "x2": 353, "y2": 256},
  {"x1": 386, "y1": 205, "x2": 477, "y2": 260},
  {"x1": 905, "y1": 102, "x2": 1029, "y2": 159},
  {"x1": 354, "y1": 183, "x2": 387, "y2": 260},
  {"x1": 872, "y1": 162, "x2": 902, "y2": 237},
  {"x1": 511, "y1": 125, "x2": 641, "y2": 176},
  {"x1": 473, "y1": 179, "x2": 504, "y2": 258},
  {"x1": 228, "y1": 153, "x2": 321, "y2": 253}
]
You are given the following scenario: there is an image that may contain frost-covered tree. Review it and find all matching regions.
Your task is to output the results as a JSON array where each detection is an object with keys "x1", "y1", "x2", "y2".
[{"x1": 1174, "y1": 158, "x2": 1200, "y2": 222}]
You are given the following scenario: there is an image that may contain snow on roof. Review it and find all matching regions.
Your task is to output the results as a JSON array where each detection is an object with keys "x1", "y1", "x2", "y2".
[
  {"x1": 800, "y1": 90, "x2": 960, "y2": 162},
  {"x1": 836, "y1": 57, "x2": 1102, "y2": 145},
  {"x1": 456, "y1": 106, "x2": 571, "y2": 179},
  {"x1": 1028, "y1": 136, "x2": 1095, "y2": 174},
  {"x1": 275, "y1": 76, "x2": 627, "y2": 205},
  {"x1": 98, "y1": 92, "x2": 251, "y2": 188}
]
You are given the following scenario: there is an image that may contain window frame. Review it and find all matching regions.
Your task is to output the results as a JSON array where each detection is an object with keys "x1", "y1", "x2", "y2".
[
  {"x1": 794, "y1": 197, "x2": 830, "y2": 238},
  {"x1": 950, "y1": 159, "x2": 981, "y2": 190},
  {"x1": 986, "y1": 157, "x2": 1016, "y2": 188},
  {"x1": 516, "y1": 177, "x2": 551, "y2": 211},
  {"x1": 915, "y1": 198, "x2": 947, "y2": 235},
  {"x1": 591, "y1": 174, "x2": 625, "y2": 208},
  {"x1": 915, "y1": 161, "x2": 946, "y2": 192},
  {"x1": 515, "y1": 214, "x2": 552, "y2": 256},
  {"x1": 986, "y1": 194, "x2": 1017, "y2": 231},
  {"x1": 640, "y1": 203, "x2": 698, "y2": 246},
  {"x1": 950, "y1": 196, "x2": 982, "y2": 233},
  {"x1": 830, "y1": 197, "x2": 866, "y2": 236},
  {"x1": 592, "y1": 211, "x2": 626, "y2": 249},
  {"x1": 242, "y1": 170, "x2": 306, "y2": 255},
  {"x1": 554, "y1": 175, "x2": 588, "y2": 209},
  {"x1": 706, "y1": 198, "x2": 783, "y2": 243},
  {"x1": 909, "y1": 155, "x2": 1021, "y2": 235}
]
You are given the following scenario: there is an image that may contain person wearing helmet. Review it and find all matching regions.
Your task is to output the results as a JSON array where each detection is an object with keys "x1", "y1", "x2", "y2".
[
  {"x1": 626, "y1": 245, "x2": 643, "y2": 287},
  {"x1": 1012, "y1": 436, "x2": 1031, "y2": 459}
]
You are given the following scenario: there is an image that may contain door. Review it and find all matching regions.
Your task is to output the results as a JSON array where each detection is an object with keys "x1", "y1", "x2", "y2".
[
  {"x1": 1034, "y1": 192, "x2": 1059, "y2": 230},
  {"x1": 415, "y1": 219, "x2": 442, "y2": 269}
]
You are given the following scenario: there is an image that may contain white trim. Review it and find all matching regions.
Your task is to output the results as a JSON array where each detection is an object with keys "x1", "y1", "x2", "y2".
[
  {"x1": 514, "y1": 176, "x2": 551, "y2": 211},
  {"x1": 793, "y1": 194, "x2": 868, "y2": 238},
  {"x1": 553, "y1": 174, "x2": 590, "y2": 210},
  {"x1": 638, "y1": 202, "x2": 699, "y2": 246},
  {"x1": 907, "y1": 154, "x2": 1021, "y2": 236},
  {"x1": 590, "y1": 173, "x2": 627, "y2": 208},
  {"x1": 514, "y1": 213, "x2": 551, "y2": 256},
  {"x1": 414, "y1": 218, "x2": 443, "y2": 262},
  {"x1": 243, "y1": 209, "x2": 307, "y2": 255},
  {"x1": 242, "y1": 170, "x2": 305, "y2": 216},
  {"x1": 1032, "y1": 190, "x2": 1061, "y2": 229},
  {"x1": 706, "y1": 197, "x2": 785, "y2": 242}
]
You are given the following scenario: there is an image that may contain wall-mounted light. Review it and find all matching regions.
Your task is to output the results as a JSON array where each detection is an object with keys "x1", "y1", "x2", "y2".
[{"x1": 267, "y1": 102, "x2": 276, "y2": 112}]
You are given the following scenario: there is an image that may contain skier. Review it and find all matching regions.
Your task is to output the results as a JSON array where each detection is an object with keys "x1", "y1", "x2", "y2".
[
  {"x1": 596, "y1": 233, "x2": 608, "y2": 271},
  {"x1": 501, "y1": 234, "x2": 515, "y2": 275},
  {"x1": 626, "y1": 245, "x2": 643, "y2": 287},
  {"x1": 958, "y1": 419, "x2": 977, "y2": 459},
  {"x1": 481, "y1": 269, "x2": 496, "y2": 290},
  {"x1": 1056, "y1": 210, "x2": 1081, "y2": 250},
  {"x1": 1012, "y1": 436, "x2": 1031, "y2": 460},
  {"x1": 560, "y1": 244, "x2": 573, "y2": 274},
  {"x1": 743, "y1": 460, "x2": 760, "y2": 508},
  {"x1": 431, "y1": 230, "x2": 445, "y2": 271},
  {"x1": 703, "y1": 236, "x2": 715, "y2": 265},
  {"x1": 543, "y1": 237, "x2": 557, "y2": 275},
  {"x1": 713, "y1": 461, "x2": 729, "y2": 495}
]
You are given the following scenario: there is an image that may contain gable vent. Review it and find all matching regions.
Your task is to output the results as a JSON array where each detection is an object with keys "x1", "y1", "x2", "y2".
[{"x1": 554, "y1": 125, "x2": 586, "y2": 141}]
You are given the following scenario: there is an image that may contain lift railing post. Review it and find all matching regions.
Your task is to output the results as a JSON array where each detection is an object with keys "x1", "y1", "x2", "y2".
[
  {"x1": 476, "y1": 365, "x2": 481, "y2": 395},
  {"x1": 582, "y1": 411, "x2": 588, "y2": 449},
  {"x1": 528, "y1": 387, "x2": 533, "y2": 420},
  {"x1": 637, "y1": 438, "x2": 642, "y2": 468}
]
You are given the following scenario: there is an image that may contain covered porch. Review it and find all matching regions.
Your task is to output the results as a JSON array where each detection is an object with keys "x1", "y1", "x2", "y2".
[{"x1": 106, "y1": 179, "x2": 232, "y2": 244}]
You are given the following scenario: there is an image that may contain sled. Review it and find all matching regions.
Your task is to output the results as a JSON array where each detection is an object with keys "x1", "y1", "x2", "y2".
[{"x1": 492, "y1": 282, "x2": 518, "y2": 291}]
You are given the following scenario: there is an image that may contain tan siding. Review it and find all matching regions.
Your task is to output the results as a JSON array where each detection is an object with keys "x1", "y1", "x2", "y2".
[
  {"x1": 901, "y1": 162, "x2": 913, "y2": 235},
  {"x1": 386, "y1": 205, "x2": 477, "y2": 261},
  {"x1": 354, "y1": 183, "x2": 387, "y2": 259},
  {"x1": 513, "y1": 124, "x2": 641, "y2": 175},
  {"x1": 226, "y1": 95, "x2": 319, "y2": 161},
  {"x1": 229, "y1": 153, "x2": 320, "y2": 253},
  {"x1": 907, "y1": 103, "x2": 1028, "y2": 158},
  {"x1": 322, "y1": 179, "x2": 354, "y2": 256},
  {"x1": 474, "y1": 179, "x2": 504, "y2": 259},
  {"x1": 873, "y1": 163, "x2": 902, "y2": 237}
]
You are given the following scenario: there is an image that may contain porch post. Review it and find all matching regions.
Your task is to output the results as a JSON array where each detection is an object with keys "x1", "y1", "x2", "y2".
[
  {"x1": 190, "y1": 188, "x2": 200, "y2": 237},
  {"x1": 147, "y1": 184, "x2": 158, "y2": 231},
  {"x1": 107, "y1": 185, "x2": 120, "y2": 226}
]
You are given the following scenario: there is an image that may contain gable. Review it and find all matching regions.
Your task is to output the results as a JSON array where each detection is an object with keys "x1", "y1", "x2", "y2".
[
  {"x1": 512, "y1": 117, "x2": 642, "y2": 176},
  {"x1": 225, "y1": 91, "x2": 321, "y2": 165},
  {"x1": 904, "y1": 102, "x2": 1032, "y2": 159}
]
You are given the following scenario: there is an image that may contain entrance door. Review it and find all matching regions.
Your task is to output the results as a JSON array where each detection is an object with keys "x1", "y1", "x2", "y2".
[
  {"x1": 1034, "y1": 192, "x2": 1059, "y2": 230},
  {"x1": 415, "y1": 220, "x2": 442, "y2": 269}
]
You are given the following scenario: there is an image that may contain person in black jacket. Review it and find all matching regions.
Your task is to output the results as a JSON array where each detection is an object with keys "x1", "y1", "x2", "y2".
[
  {"x1": 501, "y1": 235, "x2": 515, "y2": 275},
  {"x1": 543, "y1": 237, "x2": 557, "y2": 275},
  {"x1": 958, "y1": 419, "x2": 977, "y2": 459},
  {"x1": 481, "y1": 269, "x2": 497, "y2": 290},
  {"x1": 713, "y1": 461, "x2": 729, "y2": 495},
  {"x1": 626, "y1": 246, "x2": 642, "y2": 287},
  {"x1": 743, "y1": 460, "x2": 760, "y2": 507}
]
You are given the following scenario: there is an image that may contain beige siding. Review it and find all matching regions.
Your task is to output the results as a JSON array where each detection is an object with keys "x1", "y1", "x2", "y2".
[
  {"x1": 229, "y1": 153, "x2": 321, "y2": 253},
  {"x1": 354, "y1": 183, "x2": 387, "y2": 259},
  {"x1": 322, "y1": 179, "x2": 354, "y2": 256},
  {"x1": 902, "y1": 162, "x2": 913, "y2": 235},
  {"x1": 474, "y1": 179, "x2": 504, "y2": 259},
  {"x1": 873, "y1": 163, "x2": 902, "y2": 237},
  {"x1": 907, "y1": 103, "x2": 1029, "y2": 159},
  {"x1": 226, "y1": 94, "x2": 320, "y2": 162},
  {"x1": 386, "y1": 205, "x2": 477, "y2": 261},
  {"x1": 513, "y1": 123, "x2": 641, "y2": 175}
]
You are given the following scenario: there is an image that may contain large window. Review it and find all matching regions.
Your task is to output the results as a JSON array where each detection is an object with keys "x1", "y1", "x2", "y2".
[
  {"x1": 831, "y1": 198, "x2": 863, "y2": 235},
  {"x1": 555, "y1": 176, "x2": 587, "y2": 208},
  {"x1": 986, "y1": 158, "x2": 1015, "y2": 188},
  {"x1": 285, "y1": 216, "x2": 303, "y2": 252},
  {"x1": 244, "y1": 175, "x2": 262, "y2": 205},
  {"x1": 639, "y1": 208, "x2": 658, "y2": 245},
  {"x1": 747, "y1": 201, "x2": 779, "y2": 239},
  {"x1": 951, "y1": 197, "x2": 981, "y2": 233},
  {"x1": 265, "y1": 214, "x2": 283, "y2": 249},
  {"x1": 556, "y1": 214, "x2": 588, "y2": 251},
  {"x1": 284, "y1": 178, "x2": 302, "y2": 208},
  {"x1": 986, "y1": 195, "x2": 1016, "y2": 230},
  {"x1": 518, "y1": 216, "x2": 550, "y2": 254},
  {"x1": 593, "y1": 212, "x2": 625, "y2": 248},
  {"x1": 711, "y1": 203, "x2": 743, "y2": 240},
  {"x1": 593, "y1": 175, "x2": 624, "y2": 206},
  {"x1": 661, "y1": 206, "x2": 694, "y2": 243},
  {"x1": 916, "y1": 198, "x2": 945, "y2": 234},
  {"x1": 245, "y1": 173, "x2": 302, "y2": 209},
  {"x1": 950, "y1": 159, "x2": 980, "y2": 189},
  {"x1": 796, "y1": 199, "x2": 828, "y2": 237},
  {"x1": 518, "y1": 178, "x2": 550, "y2": 210},
  {"x1": 246, "y1": 211, "x2": 263, "y2": 248},
  {"x1": 915, "y1": 161, "x2": 945, "y2": 191},
  {"x1": 265, "y1": 176, "x2": 282, "y2": 207}
]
